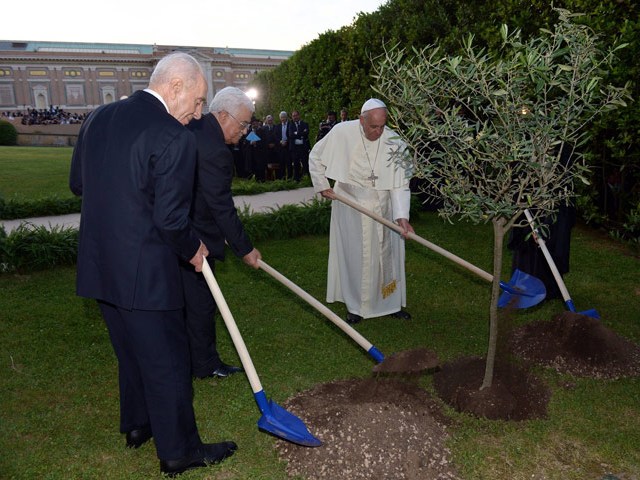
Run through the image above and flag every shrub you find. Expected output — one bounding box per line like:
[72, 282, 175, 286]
[240, 198, 331, 241]
[0, 120, 18, 146]
[1, 199, 332, 274]
[0, 223, 78, 273]
[0, 193, 421, 273]
[0, 195, 83, 220]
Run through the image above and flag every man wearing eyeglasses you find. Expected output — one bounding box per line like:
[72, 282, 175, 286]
[181, 87, 262, 384]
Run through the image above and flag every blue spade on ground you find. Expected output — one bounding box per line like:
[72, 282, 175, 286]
[497, 268, 547, 308]
[201, 258, 322, 447]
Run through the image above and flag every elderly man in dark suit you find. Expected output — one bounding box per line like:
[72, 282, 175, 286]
[288, 110, 311, 181]
[69, 52, 237, 477]
[274, 110, 290, 179]
[183, 87, 261, 380]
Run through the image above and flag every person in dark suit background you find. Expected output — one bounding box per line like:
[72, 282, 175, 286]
[256, 114, 278, 181]
[288, 110, 310, 181]
[274, 111, 290, 179]
[69, 52, 237, 477]
[242, 116, 264, 181]
[183, 87, 261, 380]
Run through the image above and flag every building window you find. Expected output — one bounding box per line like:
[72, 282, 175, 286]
[0, 84, 16, 106]
[65, 84, 85, 106]
[101, 86, 116, 105]
[32, 85, 49, 109]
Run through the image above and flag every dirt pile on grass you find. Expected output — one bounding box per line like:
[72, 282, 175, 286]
[276, 378, 462, 480]
[508, 311, 640, 379]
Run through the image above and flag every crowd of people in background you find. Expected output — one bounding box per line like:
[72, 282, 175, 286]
[231, 108, 351, 182]
[1, 102, 353, 182]
[1, 106, 89, 125]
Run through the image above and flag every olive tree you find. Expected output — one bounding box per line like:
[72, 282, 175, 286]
[373, 9, 631, 389]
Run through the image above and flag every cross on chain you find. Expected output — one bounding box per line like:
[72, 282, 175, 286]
[367, 170, 379, 187]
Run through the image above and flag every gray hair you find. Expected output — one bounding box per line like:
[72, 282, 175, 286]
[149, 52, 204, 89]
[209, 87, 255, 116]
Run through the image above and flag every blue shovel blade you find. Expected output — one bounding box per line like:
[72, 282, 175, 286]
[498, 269, 546, 309]
[255, 392, 322, 447]
[565, 299, 600, 319]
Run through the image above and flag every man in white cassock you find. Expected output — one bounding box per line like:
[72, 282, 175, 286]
[309, 98, 414, 324]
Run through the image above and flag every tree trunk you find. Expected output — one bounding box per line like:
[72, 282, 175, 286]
[481, 217, 507, 390]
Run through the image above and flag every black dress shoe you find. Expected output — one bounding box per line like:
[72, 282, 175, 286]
[125, 425, 152, 449]
[346, 312, 362, 325]
[160, 441, 238, 477]
[209, 363, 243, 378]
[390, 310, 412, 320]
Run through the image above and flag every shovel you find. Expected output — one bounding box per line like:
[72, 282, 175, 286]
[524, 209, 599, 318]
[200, 258, 321, 447]
[258, 260, 439, 375]
[257, 259, 385, 363]
[333, 193, 546, 309]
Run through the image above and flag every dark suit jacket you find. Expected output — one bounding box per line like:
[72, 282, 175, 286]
[259, 123, 278, 149]
[187, 114, 253, 261]
[69, 90, 201, 310]
[287, 120, 310, 151]
[274, 121, 289, 148]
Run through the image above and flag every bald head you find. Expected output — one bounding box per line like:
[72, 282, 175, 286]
[148, 52, 207, 125]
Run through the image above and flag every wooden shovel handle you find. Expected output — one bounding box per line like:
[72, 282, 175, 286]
[524, 209, 571, 302]
[201, 258, 263, 394]
[332, 193, 493, 283]
[258, 259, 375, 353]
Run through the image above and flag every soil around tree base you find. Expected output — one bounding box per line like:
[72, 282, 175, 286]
[433, 356, 551, 421]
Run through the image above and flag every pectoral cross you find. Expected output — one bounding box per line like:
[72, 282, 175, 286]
[367, 170, 378, 187]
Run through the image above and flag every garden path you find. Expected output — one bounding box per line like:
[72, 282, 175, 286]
[0, 187, 317, 233]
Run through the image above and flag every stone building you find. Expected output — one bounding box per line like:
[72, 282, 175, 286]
[0, 40, 292, 114]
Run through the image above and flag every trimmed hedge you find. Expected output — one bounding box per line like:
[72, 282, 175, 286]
[0, 120, 18, 146]
[0, 198, 332, 274]
[0, 177, 312, 220]
[0, 196, 82, 220]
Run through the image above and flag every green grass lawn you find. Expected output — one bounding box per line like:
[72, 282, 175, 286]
[0, 146, 74, 201]
[0, 146, 310, 219]
[1, 212, 639, 479]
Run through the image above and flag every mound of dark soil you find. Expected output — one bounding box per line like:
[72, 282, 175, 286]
[275, 312, 640, 478]
[276, 378, 462, 480]
[508, 311, 640, 379]
[372, 347, 439, 374]
[433, 356, 551, 420]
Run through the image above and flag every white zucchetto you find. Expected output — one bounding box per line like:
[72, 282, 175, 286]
[360, 98, 387, 114]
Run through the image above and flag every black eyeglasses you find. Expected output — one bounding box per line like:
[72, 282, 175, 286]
[225, 111, 250, 130]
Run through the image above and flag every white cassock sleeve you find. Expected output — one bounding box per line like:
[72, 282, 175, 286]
[308, 139, 332, 193]
[391, 186, 411, 221]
